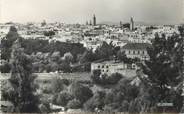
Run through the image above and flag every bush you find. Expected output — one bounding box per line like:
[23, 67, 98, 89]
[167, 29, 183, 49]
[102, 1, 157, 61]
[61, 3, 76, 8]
[69, 82, 93, 103]
[107, 73, 123, 84]
[91, 69, 102, 84]
[55, 91, 74, 107]
[91, 70, 123, 85]
[39, 99, 51, 113]
[67, 99, 82, 109]
[50, 77, 64, 93]
[0, 63, 11, 73]
[83, 91, 106, 112]
[42, 86, 52, 94]
[60, 79, 70, 86]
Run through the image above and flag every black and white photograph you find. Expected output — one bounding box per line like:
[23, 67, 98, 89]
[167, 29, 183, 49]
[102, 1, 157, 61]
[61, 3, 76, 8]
[0, 0, 184, 113]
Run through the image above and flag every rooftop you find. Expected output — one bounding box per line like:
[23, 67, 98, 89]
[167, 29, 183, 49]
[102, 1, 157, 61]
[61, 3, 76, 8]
[122, 43, 152, 50]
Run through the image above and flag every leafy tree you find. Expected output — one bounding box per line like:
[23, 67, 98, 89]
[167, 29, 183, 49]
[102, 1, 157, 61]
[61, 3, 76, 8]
[91, 70, 123, 85]
[4, 39, 39, 113]
[107, 73, 123, 84]
[69, 81, 93, 103]
[79, 49, 96, 63]
[141, 32, 183, 112]
[67, 99, 82, 109]
[60, 61, 71, 73]
[84, 91, 106, 112]
[39, 98, 51, 113]
[62, 52, 74, 63]
[116, 50, 127, 62]
[0, 62, 11, 73]
[1, 26, 20, 60]
[91, 69, 101, 84]
[95, 41, 114, 60]
[55, 91, 74, 107]
[50, 77, 65, 93]
[43, 31, 55, 37]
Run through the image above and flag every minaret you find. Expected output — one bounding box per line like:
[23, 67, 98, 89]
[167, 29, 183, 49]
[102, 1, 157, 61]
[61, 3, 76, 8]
[93, 14, 96, 26]
[120, 21, 123, 28]
[130, 17, 134, 31]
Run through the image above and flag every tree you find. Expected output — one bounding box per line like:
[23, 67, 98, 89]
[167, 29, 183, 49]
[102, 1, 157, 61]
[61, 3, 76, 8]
[116, 50, 127, 62]
[67, 99, 82, 109]
[69, 82, 93, 103]
[141, 33, 183, 112]
[95, 41, 114, 60]
[107, 73, 123, 84]
[4, 39, 39, 113]
[62, 52, 73, 63]
[50, 77, 65, 93]
[60, 61, 71, 73]
[84, 91, 106, 112]
[55, 91, 74, 107]
[79, 50, 96, 63]
[1, 26, 20, 60]
[43, 31, 55, 38]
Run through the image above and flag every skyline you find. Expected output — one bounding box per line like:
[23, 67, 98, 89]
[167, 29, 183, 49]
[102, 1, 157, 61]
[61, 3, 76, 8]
[0, 0, 184, 24]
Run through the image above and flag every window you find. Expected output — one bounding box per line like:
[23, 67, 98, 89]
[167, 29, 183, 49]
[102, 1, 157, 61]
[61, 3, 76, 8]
[106, 70, 108, 72]
[129, 50, 131, 54]
[133, 51, 135, 54]
[138, 50, 140, 54]
[106, 66, 109, 68]
[98, 65, 100, 68]
[143, 51, 144, 54]
[102, 65, 104, 68]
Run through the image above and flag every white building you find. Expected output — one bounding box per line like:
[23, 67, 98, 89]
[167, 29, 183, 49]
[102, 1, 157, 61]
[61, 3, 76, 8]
[91, 61, 129, 76]
[121, 43, 151, 61]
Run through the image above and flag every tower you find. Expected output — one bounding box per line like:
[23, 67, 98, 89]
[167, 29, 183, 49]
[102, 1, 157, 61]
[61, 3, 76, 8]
[93, 14, 96, 26]
[130, 17, 134, 31]
[120, 21, 123, 28]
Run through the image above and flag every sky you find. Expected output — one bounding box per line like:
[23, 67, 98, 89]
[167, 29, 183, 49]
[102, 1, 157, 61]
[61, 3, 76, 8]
[0, 0, 184, 24]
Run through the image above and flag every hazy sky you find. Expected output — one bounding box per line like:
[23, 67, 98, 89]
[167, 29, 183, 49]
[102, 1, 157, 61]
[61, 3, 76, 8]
[0, 0, 184, 24]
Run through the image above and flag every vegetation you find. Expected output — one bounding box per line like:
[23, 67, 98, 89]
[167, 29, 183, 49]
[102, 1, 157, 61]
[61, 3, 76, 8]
[67, 99, 82, 109]
[2, 39, 40, 113]
[91, 70, 123, 85]
[69, 81, 93, 103]
[54, 91, 74, 107]
[1, 26, 20, 60]
[140, 32, 183, 112]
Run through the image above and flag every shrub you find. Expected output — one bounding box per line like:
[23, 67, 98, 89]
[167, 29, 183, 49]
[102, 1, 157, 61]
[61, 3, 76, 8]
[55, 91, 74, 107]
[60, 79, 70, 86]
[91, 69, 101, 84]
[91, 70, 123, 85]
[39, 99, 51, 113]
[69, 82, 93, 103]
[107, 73, 123, 84]
[50, 77, 64, 93]
[0, 63, 11, 73]
[67, 99, 82, 109]
[83, 91, 106, 112]
[42, 86, 52, 94]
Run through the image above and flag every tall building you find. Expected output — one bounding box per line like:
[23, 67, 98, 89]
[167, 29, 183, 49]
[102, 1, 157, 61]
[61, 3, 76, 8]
[93, 14, 96, 26]
[130, 17, 134, 31]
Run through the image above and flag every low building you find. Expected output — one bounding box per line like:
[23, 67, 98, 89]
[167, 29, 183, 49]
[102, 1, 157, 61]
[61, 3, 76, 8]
[121, 43, 151, 61]
[91, 61, 138, 76]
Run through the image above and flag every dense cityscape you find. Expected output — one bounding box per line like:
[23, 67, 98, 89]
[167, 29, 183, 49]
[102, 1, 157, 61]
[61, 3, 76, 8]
[0, 1, 184, 113]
